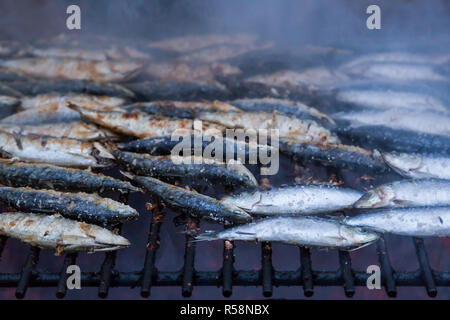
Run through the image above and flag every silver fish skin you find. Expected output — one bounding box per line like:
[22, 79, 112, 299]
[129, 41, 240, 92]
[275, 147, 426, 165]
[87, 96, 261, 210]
[0, 212, 130, 255]
[198, 111, 340, 145]
[0, 130, 112, 168]
[334, 109, 450, 137]
[0, 160, 140, 193]
[354, 179, 450, 209]
[196, 216, 379, 250]
[336, 90, 448, 113]
[382, 152, 450, 180]
[344, 207, 450, 237]
[221, 184, 363, 216]
[0, 187, 138, 226]
[130, 175, 252, 225]
[0, 58, 143, 82]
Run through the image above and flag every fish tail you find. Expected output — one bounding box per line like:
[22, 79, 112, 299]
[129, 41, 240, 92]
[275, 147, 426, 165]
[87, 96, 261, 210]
[193, 230, 221, 242]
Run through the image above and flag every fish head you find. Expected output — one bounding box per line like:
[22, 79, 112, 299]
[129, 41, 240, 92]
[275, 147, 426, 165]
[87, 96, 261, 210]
[339, 224, 379, 247]
[353, 186, 395, 209]
[222, 202, 253, 225]
[66, 223, 130, 252]
[382, 152, 422, 177]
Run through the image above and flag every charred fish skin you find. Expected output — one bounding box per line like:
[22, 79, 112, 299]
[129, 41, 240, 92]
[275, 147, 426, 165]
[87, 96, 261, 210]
[335, 125, 450, 155]
[125, 81, 231, 101]
[113, 151, 257, 188]
[0, 160, 140, 193]
[0, 130, 113, 168]
[344, 207, 450, 237]
[382, 152, 450, 180]
[198, 111, 340, 145]
[278, 140, 388, 172]
[0, 212, 130, 254]
[229, 98, 336, 127]
[124, 100, 240, 119]
[131, 175, 252, 225]
[7, 80, 135, 99]
[0, 187, 138, 226]
[117, 135, 275, 163]
[354, 179, 450, 209]
[221, 184, 363, 216]
[196, 216, 379, 250]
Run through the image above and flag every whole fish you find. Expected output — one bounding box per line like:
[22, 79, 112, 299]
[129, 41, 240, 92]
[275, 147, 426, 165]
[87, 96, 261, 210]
[382, 152, 450, 180]
[342, 62, 447, 82]
[0, 187, 138, 226]
[335, 90, 448, 113]
[69, 104, 226, 139]
[221, 184, 363, 216]
[20, 93, 125, 110]
[7, 80, 135, 98]
[335, 125, 450, 154]
[129, 175, 252, 225]
[114, 151, 257, 188]
[124, 100, 240, 119]
[0, 58, 143, 82]
[196, 216, 379, 250]
[344, 207, 450, 237]
[198, 111, 340, 145]
[125, 81, 230, 101]
[0, 160, 139, 193]
[0, 130, 113, 168]
[334, 109, 450, 137]
[0, 212, 130, 255]
[0, 95, 20, 120]
[117, 135, 275, 162]
[354, 179, 450, 209]
[1, 103, 123, 125]
[229, 98, 335, 126]
[279, 140, 388, 172]
[0, 122, 117, 141]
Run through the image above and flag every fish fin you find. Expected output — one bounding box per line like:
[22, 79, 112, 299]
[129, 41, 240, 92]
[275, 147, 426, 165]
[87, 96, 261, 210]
[194, 231, 221, 242]
[93, 142, 115, 160]
[346, 239, 379, 252]
[120, 170, 135, 180]
[392, 199, 415, 206]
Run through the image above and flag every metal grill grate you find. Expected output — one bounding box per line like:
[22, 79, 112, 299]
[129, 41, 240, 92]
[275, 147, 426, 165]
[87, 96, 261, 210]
[0, 193, 448, 299]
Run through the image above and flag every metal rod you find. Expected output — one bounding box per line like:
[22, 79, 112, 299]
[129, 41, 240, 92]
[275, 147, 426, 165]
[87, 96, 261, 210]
[338, 250, 355, 297]
[15, 246, 40, 299]
[98, 192, 129, 298]
[299, 247, 314, 297]
[222, 239, 234, 298]
[261, 242, 273, 297]
[376, 237, 397, 297]
[413, 237, 437, 297]
[56, 253, 77, 299]
[181, 216, 199, 297]
[141, 201, 164, 298]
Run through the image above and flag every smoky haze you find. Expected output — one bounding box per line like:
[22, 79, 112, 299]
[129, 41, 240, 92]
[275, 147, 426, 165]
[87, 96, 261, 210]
[0, 0, 448, 49]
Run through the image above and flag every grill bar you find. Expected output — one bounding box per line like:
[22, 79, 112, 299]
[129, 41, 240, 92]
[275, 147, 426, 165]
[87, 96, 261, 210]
[15, 246, 40, 299]
[299, 247, 314, 297]
[2, 270, 448, 288]
[141, 201, 164, 298]
[261, 242, 273, 297]
[98, 192, 129, 298]
[413, 237, 437, 297]
[0, 236, 7, 261]
[338, 250, 355, 297]
[222, 239, 234, 297]
[376, 237, 397, 297]
[56, 253, 77, 299]
[181, 217, 199, 297]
